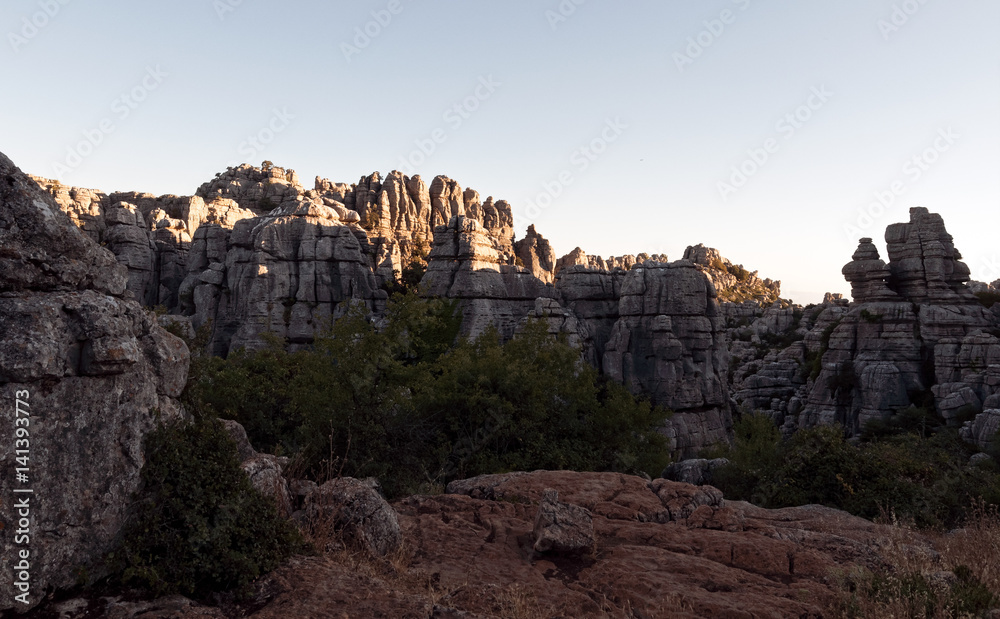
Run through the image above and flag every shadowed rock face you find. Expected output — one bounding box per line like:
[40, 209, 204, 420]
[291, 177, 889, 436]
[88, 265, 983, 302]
[735, 207, 999, 438]
[603, 261, 732, 456]
[885, 207, 977, 305]
[1, 151, 189, 613]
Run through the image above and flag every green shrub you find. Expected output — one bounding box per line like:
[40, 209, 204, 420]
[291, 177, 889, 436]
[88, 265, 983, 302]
[709, 413, 1000, 528]
[110, 417, 300, 598]
[185, 293, 671, 499]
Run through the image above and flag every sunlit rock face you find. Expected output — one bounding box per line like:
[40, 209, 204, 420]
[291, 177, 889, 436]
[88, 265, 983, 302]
[180, 196, 386, 355]
[1, 151, 189, 613]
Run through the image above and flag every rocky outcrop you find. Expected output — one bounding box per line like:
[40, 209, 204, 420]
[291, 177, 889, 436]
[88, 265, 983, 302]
[555, 247, 669, 275]
[1, 151, 189, 613]
[221, 419, 292, 517]
[885, 207, 977, 305]
[532, 489, 596, 555]
[422, 216, 551, 339]
[842, 238, 900, 303]
[513, 224, 556, 284]
[603, 261, 732, 456]
[197, 163, 303, 213]
[180, 196, 387, 354]
[203, 471, 913, 617]
[684, 244, 782, 306]
[961, 409, 1000, 453]
[301, 477, 403, 558]
[732, 207, 999, 440]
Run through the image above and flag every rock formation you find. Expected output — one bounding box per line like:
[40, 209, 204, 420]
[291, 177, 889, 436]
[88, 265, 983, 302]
[729, 207, 1000, 441]
[1, 151, 189, 613]
[603, 261, 732, 456]
[513, 224, 556, 284]
[29, 161, 796, 458]
[179, 196, 386, 354]
[684, 243, 782, 306]
[300, 477, 403, 558]
[532, 489, 596, 556]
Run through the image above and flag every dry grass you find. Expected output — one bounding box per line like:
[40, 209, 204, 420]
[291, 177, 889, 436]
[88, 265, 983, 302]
[829, 502, 1000, 618]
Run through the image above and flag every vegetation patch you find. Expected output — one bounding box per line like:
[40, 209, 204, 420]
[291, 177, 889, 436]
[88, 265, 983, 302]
[109, 416, 302, 599]
[185, 292, 672, 499]
[706, 412, 1000, 528]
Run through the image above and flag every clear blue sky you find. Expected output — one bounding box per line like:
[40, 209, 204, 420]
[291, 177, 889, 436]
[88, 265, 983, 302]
[3, 0, 998, 304]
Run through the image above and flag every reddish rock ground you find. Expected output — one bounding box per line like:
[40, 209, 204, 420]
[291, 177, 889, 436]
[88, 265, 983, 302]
[38, 471, 917, 618]
[249, 471, 895, 618]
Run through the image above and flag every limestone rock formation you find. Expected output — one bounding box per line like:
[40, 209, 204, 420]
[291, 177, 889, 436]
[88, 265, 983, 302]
[197, 163, 303, 214]
[885, 207, 977, 304]
[1, 151, 189, 613]
[554, 247, 669, 275]
[731, 207, 999, 440]
[422, 216, 550, 339]
[960, 409, 1000, 453]
[222, 419, 292, 517]
[603, 261, 732, 456]
[513, 224, 556, 284]
[180, 196, 387, 355]
[684, 244, 782, 306]
[842, 238, 899, 303]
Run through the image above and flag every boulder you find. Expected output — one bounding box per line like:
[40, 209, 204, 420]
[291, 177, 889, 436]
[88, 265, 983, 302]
[0, 151, 189, 613]
[532, 489, 596, 555]
[302, 477, 402, 557]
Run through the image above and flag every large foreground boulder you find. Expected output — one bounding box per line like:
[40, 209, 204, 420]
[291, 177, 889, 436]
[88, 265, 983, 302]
[0, 151, 189, 613]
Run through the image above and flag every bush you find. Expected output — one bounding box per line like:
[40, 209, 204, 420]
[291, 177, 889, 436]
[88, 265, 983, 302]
[709, 414, 1000, 528]
[110, 417, 300, 598]
[185, 293, 671, 499]
[421, 320, 671, 481]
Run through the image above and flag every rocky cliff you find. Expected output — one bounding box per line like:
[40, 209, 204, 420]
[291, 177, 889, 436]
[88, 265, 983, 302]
[727, 207, 1000, 441]
[53, 165, 1000, 461]
[2, 153, 189, 612]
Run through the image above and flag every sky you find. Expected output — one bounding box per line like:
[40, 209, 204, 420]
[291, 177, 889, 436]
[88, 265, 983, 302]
[2, 0, 998, 304]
